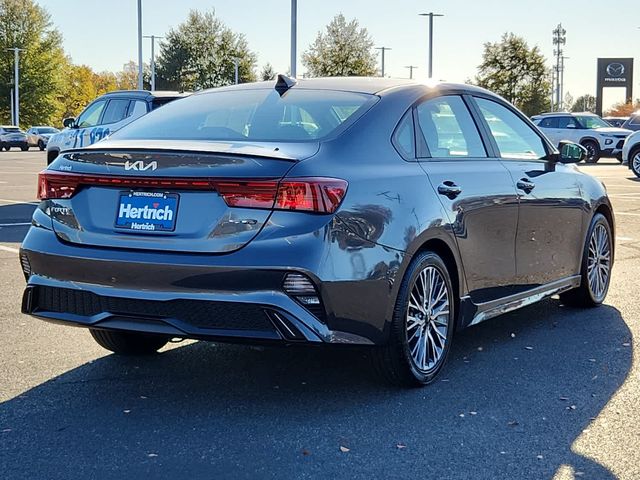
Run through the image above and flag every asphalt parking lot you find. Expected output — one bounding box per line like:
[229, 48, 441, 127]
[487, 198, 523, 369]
[0, 151, 638, 479]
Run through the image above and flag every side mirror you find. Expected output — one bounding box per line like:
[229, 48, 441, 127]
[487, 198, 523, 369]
[557, 141, 586, 163]
[62, 117, 76, 128]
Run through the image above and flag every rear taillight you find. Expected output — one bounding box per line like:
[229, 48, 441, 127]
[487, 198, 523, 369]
[37, 171, 347, 214]
[215, 177, 348, 214]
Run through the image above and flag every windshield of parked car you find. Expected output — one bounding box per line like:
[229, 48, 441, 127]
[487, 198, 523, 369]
[3, 127, 20, 133]
[38, 127, 59, 134]
[575, 115, 611, 129]
[113, 89, 377, 142]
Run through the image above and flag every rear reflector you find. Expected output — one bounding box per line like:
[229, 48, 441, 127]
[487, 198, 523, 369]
[37, 172, 347, 214]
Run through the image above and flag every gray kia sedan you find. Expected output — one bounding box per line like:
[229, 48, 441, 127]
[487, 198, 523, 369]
[20, 76, 614, 387]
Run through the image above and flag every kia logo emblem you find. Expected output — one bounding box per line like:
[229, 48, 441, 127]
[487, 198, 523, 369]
[606, 63, 625, 77]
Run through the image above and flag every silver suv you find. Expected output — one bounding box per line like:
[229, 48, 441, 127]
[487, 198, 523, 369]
[532, 112, 631, 163]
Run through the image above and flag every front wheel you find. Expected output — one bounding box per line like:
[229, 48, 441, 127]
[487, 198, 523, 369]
[20, 146, 28, 151]
[560, 213, 612, 307]
[582, 140, 600, 163]
[38, 140, 45, 151]
[630, 147, 640, 179]
[372, 251, 456, 387]
[89, 329, 169, 355]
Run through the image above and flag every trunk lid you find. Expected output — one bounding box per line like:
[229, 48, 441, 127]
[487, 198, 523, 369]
[47, 141, 319, 253]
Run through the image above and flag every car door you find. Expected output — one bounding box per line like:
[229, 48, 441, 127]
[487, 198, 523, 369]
[555, 116, 581, 144]
[415, 94, 520, 303]
[472, 97, 585, 289]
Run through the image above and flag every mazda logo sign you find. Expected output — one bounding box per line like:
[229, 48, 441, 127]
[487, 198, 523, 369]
[606, 63, 625, 77]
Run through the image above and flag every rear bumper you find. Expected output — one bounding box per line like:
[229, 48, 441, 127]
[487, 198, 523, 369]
[19, 222, 397, 345]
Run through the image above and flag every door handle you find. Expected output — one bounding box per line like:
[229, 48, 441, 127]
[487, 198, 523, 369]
[437, 181, 462, 199]
[517, 178, 535, 193]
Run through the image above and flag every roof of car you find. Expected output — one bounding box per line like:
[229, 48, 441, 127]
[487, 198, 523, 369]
[97, 90, 190, 100]
[0, 125, 19, 129]
[533, 112, 597, 118]
[197, 77, 497, 97]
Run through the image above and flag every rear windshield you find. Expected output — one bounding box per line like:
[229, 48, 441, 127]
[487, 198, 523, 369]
[38, 127, 59, 134]
[3, 127, 20, 133]
[114, 89, 376, 142]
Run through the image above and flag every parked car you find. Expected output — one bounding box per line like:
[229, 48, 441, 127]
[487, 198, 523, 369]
[621, 111, 640, 132]
[604, 116, 629, 128]
[0, 126, 28, 151]
[21, 77, 614, 387]
[46, 90, 189, 164]
[532, 112, 632, 163]
[622, 130, 640, 177]
[26, 126, 60, 151]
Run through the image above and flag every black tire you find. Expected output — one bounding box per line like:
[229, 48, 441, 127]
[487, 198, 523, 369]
[21, 146, 28, 151]
[581, 140, 600, 163]
[3, 146, 10, 151]
[47, 150, 59, 165]
[629, 147, 640, 179]
[372, 251, 456, 387]
[616, 152, 623, 163]
[89, 328, 169, 355]
[560, 213, 612, 308]
[38, 140, 45, 151]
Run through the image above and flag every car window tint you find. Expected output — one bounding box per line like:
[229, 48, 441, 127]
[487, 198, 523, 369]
[416, 96, 486, 158]
[102, 99, 131, 125]
[475, 98, 547, 160]
[393, 110, 415, 159]
[128, 100, 148, 119]
[557, 117, 578, 129]
[113, 89, 376, 142]
[539, 117, 558, 128]
[77, 100, 107, 128]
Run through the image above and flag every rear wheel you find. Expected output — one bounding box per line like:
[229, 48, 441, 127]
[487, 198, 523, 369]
[372, 252, 455, 387]
[630, 147, 640, 178]
[89, 329, 169, 355]
[582, 140, 600, 163]
[560, 213, 612, 307]
[21, 146, 28, 151]
[38, 140, 45, 151]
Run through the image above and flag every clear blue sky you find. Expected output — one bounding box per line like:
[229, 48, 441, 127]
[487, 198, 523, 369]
[38, 0, 640, 109]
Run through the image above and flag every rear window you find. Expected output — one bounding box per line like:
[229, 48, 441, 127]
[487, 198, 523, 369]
[3, 127, 20, 133]
[114, 89, 376, 142]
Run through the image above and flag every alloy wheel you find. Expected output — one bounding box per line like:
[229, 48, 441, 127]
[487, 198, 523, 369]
[632, 152, 640, 176]
[587, 223, 611, 302]
[406, 266, 450, 373]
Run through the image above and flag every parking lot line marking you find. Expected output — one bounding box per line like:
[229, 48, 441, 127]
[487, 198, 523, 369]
[618, 236, 634, 241]
[0, 198, 39, 205]
[0, 245, 19, 254]
[0, 222, 31, 227]
[615, 212, 640, 217]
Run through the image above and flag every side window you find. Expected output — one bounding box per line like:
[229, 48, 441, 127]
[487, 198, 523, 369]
[630, 115, 640, 126]
[539, 117, 558, 128]
[128, 100, 148, 120]
[392, 110, 415, 159]
[101, 99, 131, 125]
[416, 96, 486, 158]
[475, 98, 548, 160]
[557, 116, 578, 129]
[76, 100, 107, 128]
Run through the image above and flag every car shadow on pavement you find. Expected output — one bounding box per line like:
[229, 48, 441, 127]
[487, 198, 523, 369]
[0, 299, 631, 479]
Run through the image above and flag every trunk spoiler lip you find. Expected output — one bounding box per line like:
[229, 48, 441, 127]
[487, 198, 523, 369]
[65, 139, 321, 162]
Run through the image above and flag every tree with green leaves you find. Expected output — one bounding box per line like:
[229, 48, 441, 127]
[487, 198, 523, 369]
[302, 14, 377, 77]
[0, 0, 66, 127]
[260, 63, 276, 81]
[571, 94, 596, 113]
[475, 33, 551, 116]
[155, 9, 256, 91]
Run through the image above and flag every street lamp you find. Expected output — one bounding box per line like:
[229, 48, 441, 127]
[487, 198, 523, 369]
[376, 47, 392, 77]
[137, 0, 143, 90]
[143, 35, 163, 91]
[419, 12, 444, 78]
[405, 65, 418, 80]
[7, 48, 23, 127]
[290, 0, 297, 77]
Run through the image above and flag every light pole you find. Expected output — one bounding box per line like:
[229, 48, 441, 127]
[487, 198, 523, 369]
[137, 0, 143, 89]
[144, 35, 163, 91]
[232, 58, 240, 84]
[419, 12, 444, 78]
[560, 56, 569, 110]
[290, 0, 297, 77]
[8, 48, 23, 127]
[405, 65, 418, 79]
[376, 47, 392, 77]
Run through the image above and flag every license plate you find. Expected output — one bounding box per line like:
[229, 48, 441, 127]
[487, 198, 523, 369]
[115, 191, 179, 232]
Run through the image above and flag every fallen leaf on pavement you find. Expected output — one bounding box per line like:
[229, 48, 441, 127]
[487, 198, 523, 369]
[396, 443, 407, 449]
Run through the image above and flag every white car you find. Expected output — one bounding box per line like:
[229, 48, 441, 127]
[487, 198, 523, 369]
[622, 130, 640, 177]
[47, 90, 188, 164]
[26, 126, 60, 151]
[532, 112, 632, 163]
